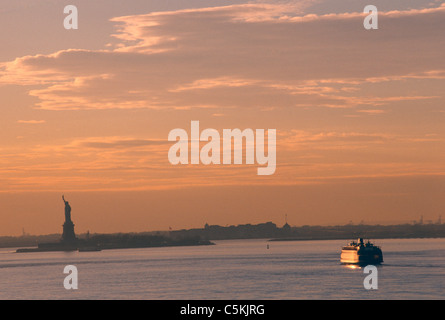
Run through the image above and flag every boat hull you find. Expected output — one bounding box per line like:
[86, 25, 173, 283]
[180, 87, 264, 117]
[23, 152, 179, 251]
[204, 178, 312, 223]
[341, 249, 383, 265]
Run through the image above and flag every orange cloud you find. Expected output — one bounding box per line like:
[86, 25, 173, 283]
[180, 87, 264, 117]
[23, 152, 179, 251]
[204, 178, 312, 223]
[0, 3, 444, 112]
[17, 120, 46, 124]
[0, 2, 444, 194]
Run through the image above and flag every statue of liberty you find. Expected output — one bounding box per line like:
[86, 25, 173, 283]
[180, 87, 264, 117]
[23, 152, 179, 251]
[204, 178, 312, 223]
[61, 195, 76, 243]
[62, 195, 72, 222]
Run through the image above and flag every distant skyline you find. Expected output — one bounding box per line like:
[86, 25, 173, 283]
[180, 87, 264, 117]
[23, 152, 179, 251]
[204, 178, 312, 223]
[1, 0, 445, 236]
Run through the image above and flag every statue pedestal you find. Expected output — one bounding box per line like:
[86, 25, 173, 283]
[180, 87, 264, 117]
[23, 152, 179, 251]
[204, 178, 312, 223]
[62, 220, 77, 243]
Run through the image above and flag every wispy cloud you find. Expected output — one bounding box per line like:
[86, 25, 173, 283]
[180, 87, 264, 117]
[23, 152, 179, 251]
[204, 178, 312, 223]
[0, 3, 444, 112]
[0, 2, 445, 193]
[357, 109, 387, 115]
[17, 120, 46, 124]
[78, 138, 169, 149]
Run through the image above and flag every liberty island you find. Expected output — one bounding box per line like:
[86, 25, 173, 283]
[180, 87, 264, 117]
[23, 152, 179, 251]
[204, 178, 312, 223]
[15, 196, 212, 253]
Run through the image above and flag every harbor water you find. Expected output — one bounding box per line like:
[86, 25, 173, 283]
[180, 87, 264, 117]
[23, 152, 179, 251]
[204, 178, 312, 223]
[0, 238, 444, 299]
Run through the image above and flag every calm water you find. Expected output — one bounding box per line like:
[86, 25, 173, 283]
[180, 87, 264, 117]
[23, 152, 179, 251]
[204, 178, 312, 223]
[0, 238, 444, 299]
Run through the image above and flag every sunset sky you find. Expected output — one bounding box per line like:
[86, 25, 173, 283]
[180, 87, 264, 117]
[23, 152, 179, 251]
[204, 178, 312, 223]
[1, 0, 444, 236]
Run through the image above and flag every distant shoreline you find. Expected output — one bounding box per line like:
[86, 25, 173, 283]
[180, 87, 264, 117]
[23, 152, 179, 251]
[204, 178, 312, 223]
[13, 233, 214, 253]
[2, 221, 444, 250]
[15, 240, 214, 253]
[269, 235, 445, 242]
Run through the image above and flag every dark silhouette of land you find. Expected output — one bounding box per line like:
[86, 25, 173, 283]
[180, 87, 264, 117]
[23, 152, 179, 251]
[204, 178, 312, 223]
[171, 221, 445, 241]
[4, 221, 445, 250]
[5, 195, 444, 251]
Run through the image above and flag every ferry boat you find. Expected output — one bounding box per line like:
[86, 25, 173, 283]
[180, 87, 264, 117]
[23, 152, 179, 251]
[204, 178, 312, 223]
[340, 238, 383, 265]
